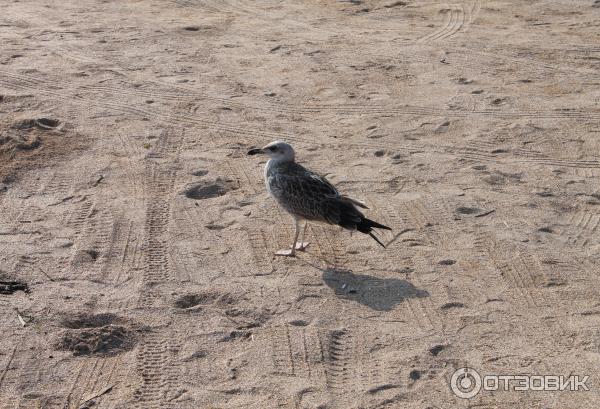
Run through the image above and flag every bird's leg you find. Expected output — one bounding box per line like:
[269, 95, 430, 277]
[276, 219, 300, 257]
[295, 221, 310, 251]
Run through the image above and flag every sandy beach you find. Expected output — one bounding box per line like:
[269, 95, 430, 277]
[1, 0, 600, 407]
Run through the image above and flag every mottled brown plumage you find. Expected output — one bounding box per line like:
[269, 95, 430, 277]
[249, 141, 391, 256]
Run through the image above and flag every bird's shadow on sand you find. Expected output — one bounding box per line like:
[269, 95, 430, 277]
[321, 269, 429, 311]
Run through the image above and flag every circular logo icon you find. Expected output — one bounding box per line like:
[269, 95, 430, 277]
[450, 367, 482, 399]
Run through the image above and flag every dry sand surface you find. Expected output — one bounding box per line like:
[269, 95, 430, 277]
[1, 0, 600, 408]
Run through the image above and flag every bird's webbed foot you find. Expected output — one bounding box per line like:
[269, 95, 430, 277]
[294, 242, 310, 251]
[275, 249, 296, 257]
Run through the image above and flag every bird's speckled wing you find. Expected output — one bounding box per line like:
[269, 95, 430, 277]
[267, 162, 345, 223]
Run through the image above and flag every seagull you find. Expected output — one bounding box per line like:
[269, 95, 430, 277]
[248, 141, 392, 257]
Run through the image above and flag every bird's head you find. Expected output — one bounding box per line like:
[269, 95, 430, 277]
[248, 140, 295, 162]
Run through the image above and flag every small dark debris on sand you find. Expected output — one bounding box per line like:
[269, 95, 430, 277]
[0, 280, 29, 295]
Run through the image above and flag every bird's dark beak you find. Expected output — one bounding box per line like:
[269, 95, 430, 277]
[247, 148, 264, 155]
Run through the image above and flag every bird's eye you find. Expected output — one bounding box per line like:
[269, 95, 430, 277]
[268, 146, 276, 151]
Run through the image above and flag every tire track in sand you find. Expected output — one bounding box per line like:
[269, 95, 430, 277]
[267, 325, 399, 398]
[418, 1, 480, 44]
[133, 127, 184, 409]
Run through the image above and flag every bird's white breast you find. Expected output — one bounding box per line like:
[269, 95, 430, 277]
[264, 159, 274, 196]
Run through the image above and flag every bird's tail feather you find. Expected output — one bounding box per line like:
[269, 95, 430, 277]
[368, 231, 386, 248]
[362, 217, 392, 231]
[336, 199, 391, 247]
[341, 196, 369, 209]
[356, 217, 391, 248]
